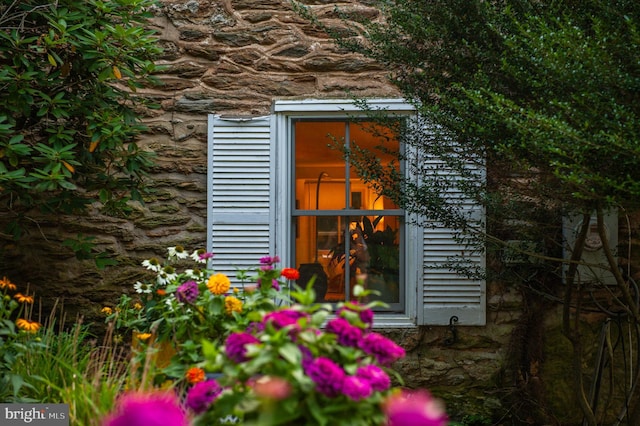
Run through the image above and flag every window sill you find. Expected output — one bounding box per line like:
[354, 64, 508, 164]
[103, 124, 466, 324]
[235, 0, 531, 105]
[372, 314, 417, 329]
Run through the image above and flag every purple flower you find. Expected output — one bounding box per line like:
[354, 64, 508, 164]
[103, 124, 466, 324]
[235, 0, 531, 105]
[383, 390, 448, 426]
[225, 332, 260, 363]
[342, 375, 373, 401]
[263, 309, 307, 331]
[103, 392, 188, 426]
[185, 379, 222, 414]
[257, 278, 280, 291]
[304, 357, 345, 397]
[175, 280, 199, 304]
[359, 332, 406, 366]
[259, 255, 280, 265]
[326, 317, 363, 347]
[356, 364, 391, 392]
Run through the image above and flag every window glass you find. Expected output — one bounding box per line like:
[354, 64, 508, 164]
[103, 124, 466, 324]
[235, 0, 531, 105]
[293, 120, 403, 309]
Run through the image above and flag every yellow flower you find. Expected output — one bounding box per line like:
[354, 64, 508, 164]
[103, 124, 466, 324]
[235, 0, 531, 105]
[207, 273, 231, 295]
[186, 367, 205, 384]
[14, 293, 34, 304]
[16, 318, 40, 333]
[133, 302, 143, 310]
[101, 306, 113, 315]
[0, 276, 16, 291]
[224, 295, 243, 315]
[135, 332, 153, 342]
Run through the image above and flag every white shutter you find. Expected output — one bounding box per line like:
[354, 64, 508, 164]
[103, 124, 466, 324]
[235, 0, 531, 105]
[416, 135, 486, 326]
[420, 225, 486, 325]
[207, 115, 273, 283]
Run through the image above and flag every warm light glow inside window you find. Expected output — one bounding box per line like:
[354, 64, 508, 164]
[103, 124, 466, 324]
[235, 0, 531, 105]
[293, 120, 403, 309]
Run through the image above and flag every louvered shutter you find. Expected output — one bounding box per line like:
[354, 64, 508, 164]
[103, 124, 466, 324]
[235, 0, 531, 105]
[420, 225, 486, 325]
[417, 140, 486, 326]
[207, 115, 273, 283]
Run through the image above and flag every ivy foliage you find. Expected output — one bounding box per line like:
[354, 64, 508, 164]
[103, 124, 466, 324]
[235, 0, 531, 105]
[0, 0, 161, 235]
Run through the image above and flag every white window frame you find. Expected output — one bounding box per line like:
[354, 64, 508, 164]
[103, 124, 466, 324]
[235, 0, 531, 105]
[272, 99, 419, 328]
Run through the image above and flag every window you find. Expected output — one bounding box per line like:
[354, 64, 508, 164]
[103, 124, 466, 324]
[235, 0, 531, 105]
[208, 99, 486, 327]
[292, 120, 404, 311]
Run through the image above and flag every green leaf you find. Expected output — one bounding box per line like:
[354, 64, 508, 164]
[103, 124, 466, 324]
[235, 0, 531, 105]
[278, 343, 302, 364]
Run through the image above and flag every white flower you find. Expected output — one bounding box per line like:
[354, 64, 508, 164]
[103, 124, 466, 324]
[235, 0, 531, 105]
[184, 269, 198, 279]
[157, 271, 178, 286]
[142, 258, 162, 273]
[168, 246, 189, 260]
[133, 281, 152, 294]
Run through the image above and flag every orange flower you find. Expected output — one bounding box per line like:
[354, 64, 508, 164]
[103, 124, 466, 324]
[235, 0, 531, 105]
[0, 276, 16, 291]
[224, 296, 243, 315]
[281, 268, 300, 280]
[135, 332, 153, 342]
[156, 289, 167, 296]
[207, 273, 231, 295]
[16, 318, 40, 333]
[14, 293, 34, 304]
[186, 367, 205, 384]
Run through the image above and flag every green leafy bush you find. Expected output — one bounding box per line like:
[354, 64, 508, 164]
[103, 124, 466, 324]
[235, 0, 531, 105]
[0, 0, 161, 235]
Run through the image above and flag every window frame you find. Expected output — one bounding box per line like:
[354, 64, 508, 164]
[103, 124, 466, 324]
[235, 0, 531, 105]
[272, 99, 419, 328]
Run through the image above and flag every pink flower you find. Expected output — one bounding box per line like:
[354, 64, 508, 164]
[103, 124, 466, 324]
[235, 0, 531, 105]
[225, 332, 260, 363]
[103, 392, 187, 426]
[356, 364, 391, 392]
[342, 375, 373, 401]
[185, 379, 222, 414]
[251, 376, 293, 400]
[199, 251, 214, 261]
[359, 332, 406, 366]
[326, 317, 363, 347]
[304, 357, 345, 397]
[263, 309, 308, 331]
[384, 390, 448, 426]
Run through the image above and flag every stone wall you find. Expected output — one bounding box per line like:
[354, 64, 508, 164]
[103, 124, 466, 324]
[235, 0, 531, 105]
[0, 0, 524, 422]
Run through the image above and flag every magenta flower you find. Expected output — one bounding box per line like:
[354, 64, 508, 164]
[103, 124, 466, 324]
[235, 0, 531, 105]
[342, 375, 373, 401]
[263, 309, 308, 331]
[103, 391, 187, 426]
[326, 317, 363, 347]
[185, 379, 223, 414]
[259, 255, 280, 265]
[383, 390, 448, 426]
[199, 251, 214, 261]
[225, 332, 260, 363]
[359, 332, 406, 366]
[356, 364, 391, 392]
[175, 280, 199, 304]
[304, 357, 345, 397]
